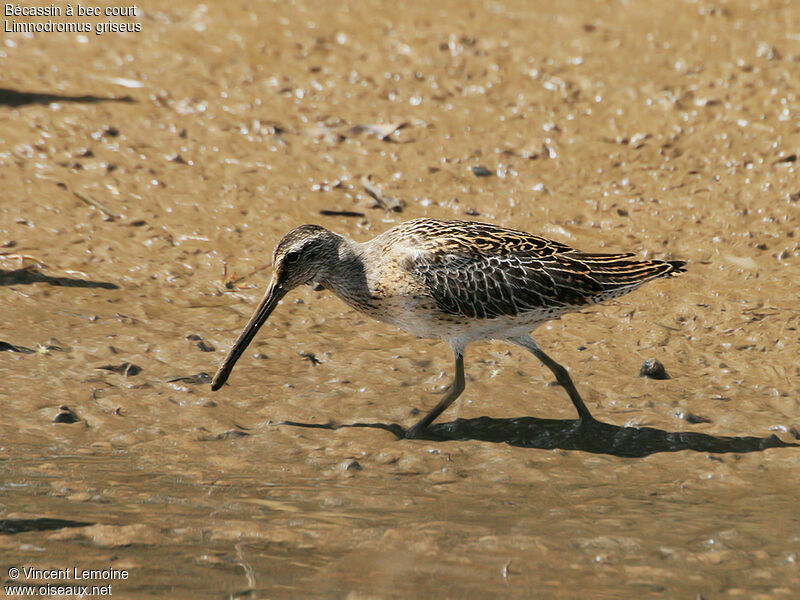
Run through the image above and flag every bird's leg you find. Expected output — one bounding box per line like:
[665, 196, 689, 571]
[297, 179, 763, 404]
[509, 334, 596, 423]
[405, 351, 465, 439]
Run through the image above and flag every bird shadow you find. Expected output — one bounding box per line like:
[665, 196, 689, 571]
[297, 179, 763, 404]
[0, 267, 118, 289]
[0, 518, 93, 535]
[0, 87, 135, 107]
[280, 416, 798, 458]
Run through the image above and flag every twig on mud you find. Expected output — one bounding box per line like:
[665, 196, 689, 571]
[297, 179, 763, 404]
[73, 191, 120, 220]
[223, 262, 271, 288]
[360, 175, 404, 212]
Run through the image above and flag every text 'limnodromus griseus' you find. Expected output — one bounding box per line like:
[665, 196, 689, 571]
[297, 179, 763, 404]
[211, 218, 686, 438]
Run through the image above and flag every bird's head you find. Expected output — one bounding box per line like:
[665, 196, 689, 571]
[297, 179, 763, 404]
[210, 224, 341, 391]
[270, 224, 341, 289]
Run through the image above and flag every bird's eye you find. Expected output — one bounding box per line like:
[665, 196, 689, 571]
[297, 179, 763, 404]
[284, 251, 300, 264]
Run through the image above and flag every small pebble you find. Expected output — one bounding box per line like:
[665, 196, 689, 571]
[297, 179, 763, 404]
[471, 166, 493, 177]
[685, 413, 711, 424]
[300, 351, 321, 365]
[53, 406, 79, 424]
[342, 459, 362, 472]
[197, 340, 216, 352]
[639, 359, 670, 380]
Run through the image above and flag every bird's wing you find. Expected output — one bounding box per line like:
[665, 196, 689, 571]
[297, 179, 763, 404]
[410, 247, 679, 319]
[385, 219, 681, 319]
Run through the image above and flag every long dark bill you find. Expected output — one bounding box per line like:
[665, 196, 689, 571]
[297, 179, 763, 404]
[211, 278, 286, 391]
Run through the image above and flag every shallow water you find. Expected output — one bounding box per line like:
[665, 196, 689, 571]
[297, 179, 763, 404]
[1, 0, 799, 598]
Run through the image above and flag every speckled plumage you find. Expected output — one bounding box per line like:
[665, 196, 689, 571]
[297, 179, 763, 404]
[211, 218, 686, 437]
[374, 219, 683, 320]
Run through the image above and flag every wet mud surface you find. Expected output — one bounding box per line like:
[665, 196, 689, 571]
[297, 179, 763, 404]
[1, 0, 799, 598]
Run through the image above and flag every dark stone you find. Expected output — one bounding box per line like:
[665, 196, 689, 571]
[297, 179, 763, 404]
[639, 359, 670, 380]
[685, 413, 712, 424]
[53, 406, 79, 424]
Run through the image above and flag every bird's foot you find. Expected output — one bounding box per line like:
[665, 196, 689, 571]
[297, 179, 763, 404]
[404, 424, 427, 439]
[575, 413, 600, 432]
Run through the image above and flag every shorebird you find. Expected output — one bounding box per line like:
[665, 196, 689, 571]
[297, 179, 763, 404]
[211, 218, 685, 438]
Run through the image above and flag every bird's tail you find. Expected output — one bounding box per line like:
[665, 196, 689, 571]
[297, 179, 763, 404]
[665, 260, 687, 275]
[554, 253, 687, 305]
[565, 253, 687, 284]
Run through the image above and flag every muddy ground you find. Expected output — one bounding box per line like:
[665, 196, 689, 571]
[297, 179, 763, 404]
[1, 0, 799, 598]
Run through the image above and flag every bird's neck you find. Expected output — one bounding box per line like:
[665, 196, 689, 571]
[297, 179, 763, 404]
[317, 239, 377, 309]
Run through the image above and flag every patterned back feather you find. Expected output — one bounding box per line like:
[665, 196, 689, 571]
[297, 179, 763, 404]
[398, 219, 685, 319]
